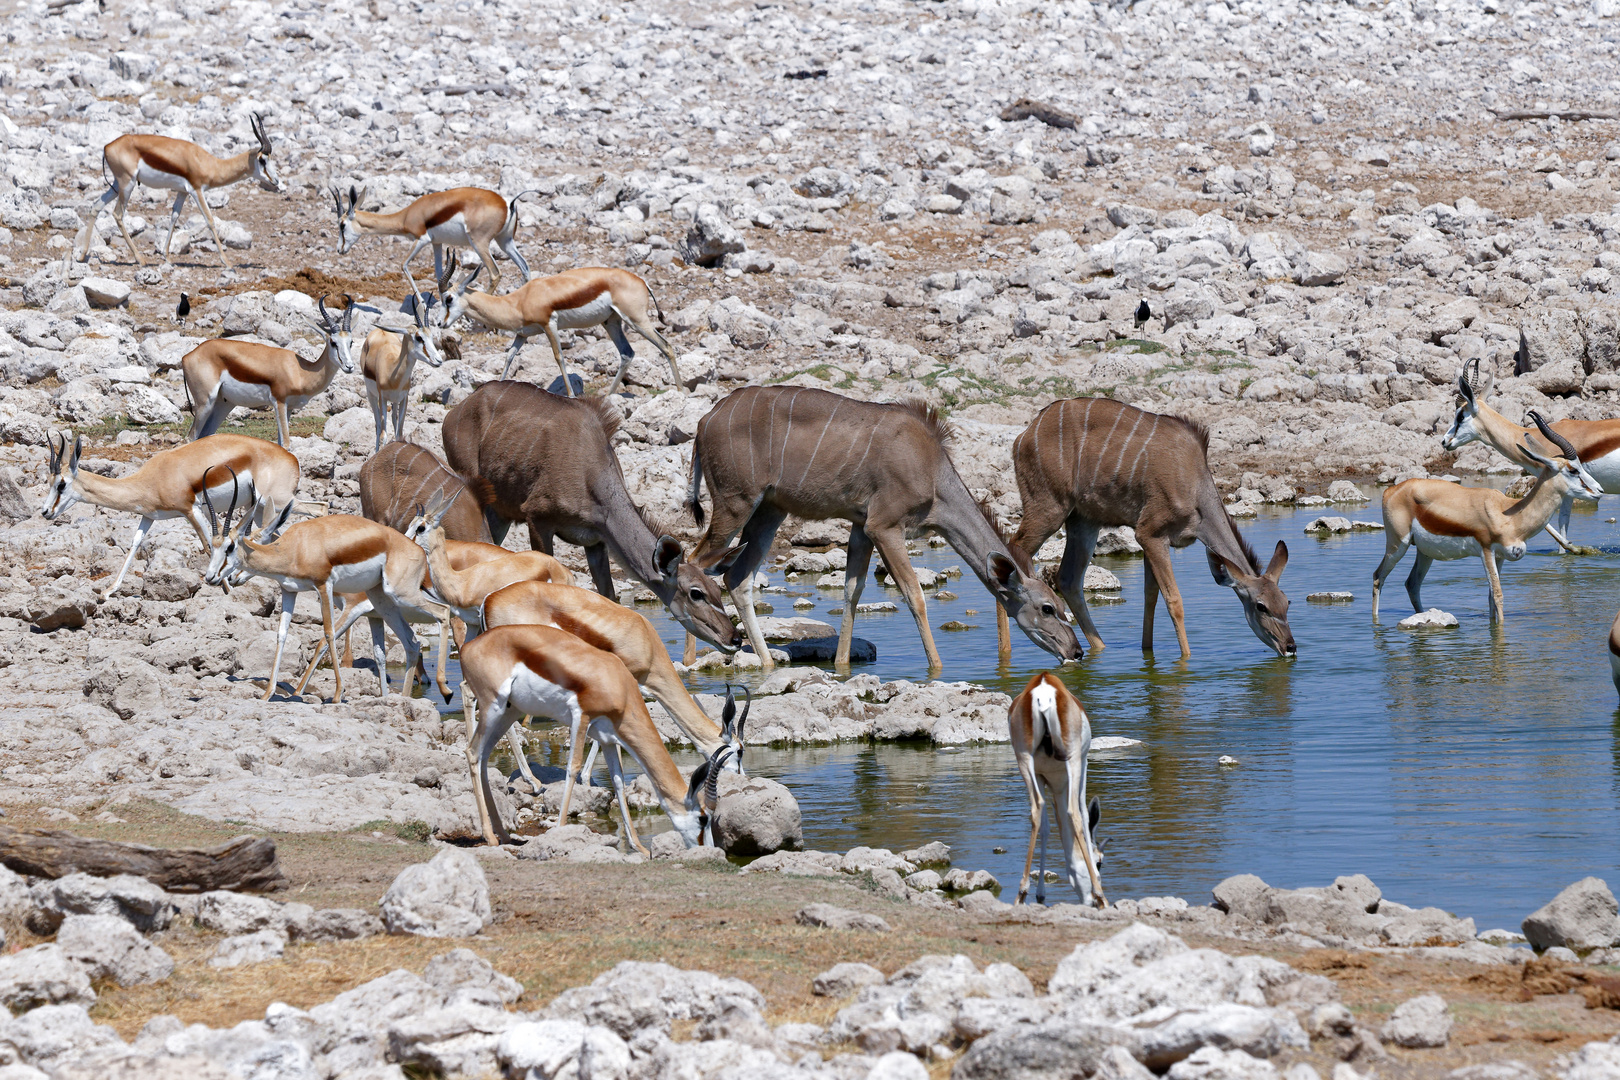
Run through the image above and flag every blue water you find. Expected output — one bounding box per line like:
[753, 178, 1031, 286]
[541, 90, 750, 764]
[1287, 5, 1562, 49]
[474, 496, 1620, 930]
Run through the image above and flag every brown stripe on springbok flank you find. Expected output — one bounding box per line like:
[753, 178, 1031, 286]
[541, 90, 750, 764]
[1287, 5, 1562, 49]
[1571, 426, 1620, 464]
[528, 274, 615, 314]
[187, 450, 255, 498]
[550, 611, 614, 655]
[132, 135, 214, 178]
[324, 527, 392, 566]
[1411, 500, 1480, 540]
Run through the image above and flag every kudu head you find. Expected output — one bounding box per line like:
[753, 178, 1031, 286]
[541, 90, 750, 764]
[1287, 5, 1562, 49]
[332, 184, 370, 254]
[682, 740, 742, 848]
[1523, 410, 1603, 503]
[39, 432, 83, 520]
[662, 537, 743, 653]
[314, 293, 358, 374]
[987, 551, 1084, 662]
[1441, 357, 1494, 453]
[247, 113, 282, 193]
[1209, 540, 1295, 657]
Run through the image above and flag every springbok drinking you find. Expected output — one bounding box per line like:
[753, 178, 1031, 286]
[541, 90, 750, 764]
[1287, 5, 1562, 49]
[1007, 671, 1105, 908]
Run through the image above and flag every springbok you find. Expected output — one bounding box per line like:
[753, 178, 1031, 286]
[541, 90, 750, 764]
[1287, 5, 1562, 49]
[332, 185, 536, 307]
[443, 381, 741, 653]
[1008, 672, 1106, 908]
[1374, 412, 1604, 621]
[182, 295, 356, 447]
[481, 578, 744, 797]
[684, 387, 1081, 672]
[439, 261, 683, 396]
[1442, 357, 1620, 546]
[39, 432, 298, 601]
[360, 302, 446, 453]
[460, 624, 731, 850]
[74, 112, 281, 269]
[995, 398, 1294, 661]
[205, 498, 444, 703]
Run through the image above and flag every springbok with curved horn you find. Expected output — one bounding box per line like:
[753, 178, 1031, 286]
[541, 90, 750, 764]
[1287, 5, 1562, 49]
[1374, 412, 1604, 621]
[459, 624, 730, 850]
[182, 295, 357, 447]
[40, 432, 299, 601]
[443, 382, 741, 653]
[74, 112, 282, 268]
[1008, 672, 1105, 908]
[480, 579, 745, 797]
[1442, 356, 1620, 546]
[685, 386, 1081, 672]
[332, 184, 536, 308]
[996, 398, 1295, 660]
[205, 498, 444, 703]
[361, 299, 447, 453]
[439, 261, 683, 396]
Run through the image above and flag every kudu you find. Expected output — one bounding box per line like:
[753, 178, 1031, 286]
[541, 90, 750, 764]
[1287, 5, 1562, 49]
[1007, 671, 1106, 908]
[1374, 412, 1603, 621]
[996, 398, 1295, 660]
[685, 387, 1081, 672]
[443, 381, 740, 653]
[1442, 356, 1620, 547]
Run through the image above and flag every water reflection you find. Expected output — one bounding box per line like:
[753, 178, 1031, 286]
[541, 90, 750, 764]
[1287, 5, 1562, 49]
[438, 496, 1620, 928]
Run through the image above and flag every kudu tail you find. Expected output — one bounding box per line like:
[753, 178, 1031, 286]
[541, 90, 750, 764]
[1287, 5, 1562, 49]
[686, 432, 705, 528]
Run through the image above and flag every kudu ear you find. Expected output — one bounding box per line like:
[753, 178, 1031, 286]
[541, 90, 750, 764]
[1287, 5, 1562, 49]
[986, 551, 1023, 596]
[706, 542, 746, 577]
[1264, 540, 1288, 582]
[1208, 551, 1247, 589]
[654, 535, 684, 579]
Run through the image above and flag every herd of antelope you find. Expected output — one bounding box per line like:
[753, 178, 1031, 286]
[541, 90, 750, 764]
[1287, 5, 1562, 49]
[30, 114, 1619, 903]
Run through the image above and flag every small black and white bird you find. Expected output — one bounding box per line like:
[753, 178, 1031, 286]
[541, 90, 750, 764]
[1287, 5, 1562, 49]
[1135, 298, 1152, 330]
[175, 293, 191, 326]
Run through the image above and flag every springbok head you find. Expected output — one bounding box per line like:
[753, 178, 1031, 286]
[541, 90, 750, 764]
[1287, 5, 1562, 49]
[987, 551, 1084, 663]
[1209, 540, 1295, 657]
[439, 261, 485, 330]
[719, 682, 749, 775]
[403, 491, 456, 552]
[315, 293, 358, 374]
[663, 537, 743, 653]
[1441, 357, 1494, 452]
[683, 739, 742, 848]
[247, 113, 282, 193]
[1524, 411, 1603, 503]
[406, 292, 446, 370]
[332, 184, 370, 255]
[39, 432, 83, 520]
[203, 469, 246, 587]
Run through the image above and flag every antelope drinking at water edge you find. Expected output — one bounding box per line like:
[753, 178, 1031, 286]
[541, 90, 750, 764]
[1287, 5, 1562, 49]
[1008, 671, 1106, 908]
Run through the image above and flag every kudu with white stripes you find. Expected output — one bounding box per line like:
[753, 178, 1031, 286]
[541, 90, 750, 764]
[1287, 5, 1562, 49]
[443, 381, 741, 653]
[685, 387, 1081, 672]
[997, 398, 1294, 660]
[1442, 357, 1620, 547]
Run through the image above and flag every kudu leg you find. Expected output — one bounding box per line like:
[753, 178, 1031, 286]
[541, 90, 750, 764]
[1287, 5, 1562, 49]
[726, 504, 787, 670]
[1139, 538, 1189, 658]
[1057, 518, 1105, 651]
[682, 633, 697, 666]
[837, 526, 876, 668]
[1404, 552, 1433, 614]
[873, 531, 943, 671]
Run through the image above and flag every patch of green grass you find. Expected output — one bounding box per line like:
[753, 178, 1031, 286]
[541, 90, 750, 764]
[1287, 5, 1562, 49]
[1103, 338, 1168, 355]
[75, 412, 328, 445]
[353, 820, 434, 843]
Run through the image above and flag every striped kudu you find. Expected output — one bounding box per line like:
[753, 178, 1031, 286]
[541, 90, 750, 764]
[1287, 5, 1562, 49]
[1374, 412, 1602, 622]
[443, 381, 741, 653]
[685, 387, 1081, 672]
[1008, 671, 1105, 908]
[1442, 357, 1620, 547]
[996, 398, 1295, 660]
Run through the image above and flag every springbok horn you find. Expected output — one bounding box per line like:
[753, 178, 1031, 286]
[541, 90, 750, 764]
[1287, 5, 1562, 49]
[341, 293, 354, 332]
[686, 758, 712, 810]
[222, 466, 240, 535]
[48, 432, 60, 472]
[703, 746, 732, 808]
[1457, 369, 1475, 405]
[735, 685, 750, 752]
[252, 112, 271, 154]
[1528, 410, 1580, 462]
[204, 464, 220, 535]
[720, 682, 736, 739]
[317, 293, 334, 329]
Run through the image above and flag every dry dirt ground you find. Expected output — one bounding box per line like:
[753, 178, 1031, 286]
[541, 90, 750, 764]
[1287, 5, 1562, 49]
[4, 802, 1612, 1077]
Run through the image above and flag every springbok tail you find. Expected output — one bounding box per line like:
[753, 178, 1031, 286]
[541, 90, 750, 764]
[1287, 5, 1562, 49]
[647, 282, 667, 326]
[686, 433, 705, 527]
[1029, 680, 1065, 761]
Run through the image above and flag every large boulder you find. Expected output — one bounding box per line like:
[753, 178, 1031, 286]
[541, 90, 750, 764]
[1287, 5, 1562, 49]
[711, 774, 801, 856]
[1523, 877, 1620, 951]
[1381, 993, 1452, 1048]
[379, 848, 491, 938]
[55, 915, 173, 987]
[679, 204, 744, 267]
[29, 874, 177, 934]
[0, 946, 95, 1012]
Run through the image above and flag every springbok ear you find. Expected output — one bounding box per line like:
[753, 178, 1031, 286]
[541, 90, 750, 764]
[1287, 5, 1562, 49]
[986, 551, 1022, 594]
[70, 434, 83, 467]
[654, 536, 684, 579]
[1517, 440, 1553, 469]
[1088, 795, 1101, 832]
[1264, 540, 1288, 582]
[707, 542, 746, 577]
